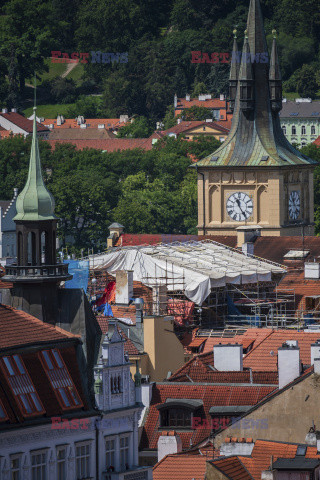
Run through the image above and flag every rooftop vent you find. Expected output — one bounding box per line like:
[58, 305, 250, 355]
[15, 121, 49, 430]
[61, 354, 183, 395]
[305, 262, 320, 279]
[284, 250, 309, 260]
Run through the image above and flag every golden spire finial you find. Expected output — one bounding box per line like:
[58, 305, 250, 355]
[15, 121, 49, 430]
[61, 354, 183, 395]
[233, 28, 237, 39]
[244, 29, 248, 39]
[272, 28, 277, 39]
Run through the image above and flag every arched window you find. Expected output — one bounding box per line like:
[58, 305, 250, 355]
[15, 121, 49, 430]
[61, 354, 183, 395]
[311, 125, 316, 135]
[291, 125, 296, 135]
[301, 125, 306, 135]
[282, 125, 287, 135]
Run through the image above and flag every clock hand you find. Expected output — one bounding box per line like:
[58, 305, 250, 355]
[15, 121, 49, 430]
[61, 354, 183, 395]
[236, 199, 245, 215]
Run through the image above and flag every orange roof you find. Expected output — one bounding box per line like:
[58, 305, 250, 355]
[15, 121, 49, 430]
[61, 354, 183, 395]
[313, 135, 320, 146]
[244, 330, 320, 371]
[153, 454, 207, 480]
[162, 121, 230, 136]
[213, 456, 253, 480]
[176, 98, 228, 110]
[203, 328, 271, 354]
[0, 304, 79, 349]
[42, 118, 124, 129]
[211, 439, 320, 480]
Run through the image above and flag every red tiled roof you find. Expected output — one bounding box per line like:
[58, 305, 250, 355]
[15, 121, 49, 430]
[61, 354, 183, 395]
[153, 454, 207, 480]
[0, 304, 78, 349]
[169, 351, 278, 384]
[116, 234, 237, 248]
[203, 328, 271, 354]
[162, 121, 230, 136]
[97, 316, 139, 355]
[46, 137, 154, 151]
[0, 112, 49, 133]
[243, 330, 320, 371]
[211, 439, 320, 480]
[42, 118, 124, 129]
[314, 135, 320, 146]
[176, 98, 228, 110]
[140, 383, 276, 451]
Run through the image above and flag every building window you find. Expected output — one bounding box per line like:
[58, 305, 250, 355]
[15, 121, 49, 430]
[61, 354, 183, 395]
[160, 408, 192, 428]
[56, 447, 67, 480]
[76, 442, 90, 479]
[120, 436, 129, 471]
[0, 355, 44, 417]
[301, 125, 306, 135]
[10, 455, 21, 480]
[105, 438, 115, 471]
[292, 125, 296, 135]
[31, 451, 47, 480]
[110, 375, 122, 394]
[219, 137, 225, 142]
[282, 125, 287, 135]
[40, 349, 82, 410]
[311, 125, 316, 135]
[213, 110, 220, 120]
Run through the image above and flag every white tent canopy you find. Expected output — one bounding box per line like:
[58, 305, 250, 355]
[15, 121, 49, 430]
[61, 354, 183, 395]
[91, 241, 285, 305]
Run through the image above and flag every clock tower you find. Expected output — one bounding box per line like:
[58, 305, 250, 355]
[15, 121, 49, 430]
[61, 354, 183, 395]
[195, 0, 317, 237]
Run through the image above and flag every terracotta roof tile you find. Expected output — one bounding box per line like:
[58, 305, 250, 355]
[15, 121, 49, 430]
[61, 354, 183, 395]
[46, 138, 154, 151]
[0, 112, 49, 133]
[140, 383, 276, 451]
[162, 121, 230, 136]
[0, 304, 78, 350]
[153, 454, 207, 480]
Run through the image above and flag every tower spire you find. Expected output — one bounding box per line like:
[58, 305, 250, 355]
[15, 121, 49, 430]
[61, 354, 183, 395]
[269, 29, 282, 112]
[229, 29, 240, 112]
[14, 100, 55, 222]
[239, 29, 254, 112]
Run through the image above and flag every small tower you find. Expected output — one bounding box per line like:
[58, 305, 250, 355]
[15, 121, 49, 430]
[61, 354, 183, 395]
[229, 29, 240, 113]
[2, 106, 71, 323]
[239, 30, 254, 112]
[269, 29, 282, 113]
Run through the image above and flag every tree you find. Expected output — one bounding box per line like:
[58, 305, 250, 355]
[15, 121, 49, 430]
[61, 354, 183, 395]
[66, 96, 103, 119]
[162, 105, 176, 130]
[178, 106, 212, 120]
[117, 117, 153, 138]
[296, 65, 320, 99]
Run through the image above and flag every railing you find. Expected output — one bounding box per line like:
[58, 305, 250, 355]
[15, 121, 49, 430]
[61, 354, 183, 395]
[5, 264, 69, 278]
[104, 466, 152, 480]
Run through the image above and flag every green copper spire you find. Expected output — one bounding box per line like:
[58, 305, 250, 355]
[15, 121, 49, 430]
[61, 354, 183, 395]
[14, 107, 55, 221]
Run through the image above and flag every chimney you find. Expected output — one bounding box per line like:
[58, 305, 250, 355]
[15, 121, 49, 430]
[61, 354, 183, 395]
[242, 242, 254, 256]
[236, 226, 261, 248]
[107, 222, 124, 248]
[220, 438, 254, 457]
[311, 340, 320, 365]
[11, 108, 17, 113]
[177, 118, 182, 124]
[261, 471, 274, 480]
[2, 108, 8, 114]
[186, 94, 190, 101]
[220, 94, 225, 101]
[120, 114, 129, 123]
[174, 94, 178, 108]
[57, 115, 61, 126]
[305, 263, 320, 279]
[214, 343, 243, 371]
[115, 270, 133, 305]
[314, 358, 320, 375]
[157, 432, 182, 462]
[278, 341, 300, 389]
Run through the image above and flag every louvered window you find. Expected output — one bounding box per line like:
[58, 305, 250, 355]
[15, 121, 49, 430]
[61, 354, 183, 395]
[40, 349, 83, 410]
[0, 355, 44, 417]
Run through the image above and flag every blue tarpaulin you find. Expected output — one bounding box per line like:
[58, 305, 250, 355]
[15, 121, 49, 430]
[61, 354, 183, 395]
[227, 295, 261, 326]
[63, 259, 89, 292]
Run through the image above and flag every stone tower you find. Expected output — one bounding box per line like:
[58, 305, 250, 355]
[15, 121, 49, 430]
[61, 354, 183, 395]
[195, 0, 317, 237]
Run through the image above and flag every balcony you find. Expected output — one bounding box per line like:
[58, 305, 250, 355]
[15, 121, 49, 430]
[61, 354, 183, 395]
[3, 264, 72, 283]
[104, 466, 152, 480]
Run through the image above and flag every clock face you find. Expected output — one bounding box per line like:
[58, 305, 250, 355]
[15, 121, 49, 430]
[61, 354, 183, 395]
[226, 192, 253, 221]
[288, 191, 300, 220]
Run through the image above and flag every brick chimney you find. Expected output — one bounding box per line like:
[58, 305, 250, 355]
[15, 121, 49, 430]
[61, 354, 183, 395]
[220, 438, 254, 456]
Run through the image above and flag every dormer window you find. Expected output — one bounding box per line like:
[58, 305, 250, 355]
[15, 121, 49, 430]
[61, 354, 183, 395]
[157, 399, 203, 429]
[0, 355, 45, 417]
[40, 349, 82, 410]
